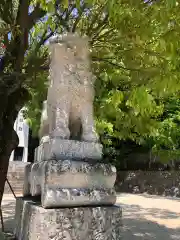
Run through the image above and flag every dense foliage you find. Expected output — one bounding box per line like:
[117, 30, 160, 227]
[22, 0, 180, 165]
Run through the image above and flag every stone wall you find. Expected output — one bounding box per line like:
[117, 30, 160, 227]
[4, 161, 30, 196]
[116, 171, 180, 197]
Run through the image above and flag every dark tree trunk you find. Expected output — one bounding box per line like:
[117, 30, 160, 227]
[0, 123, 19, 204]
[0, 87, 30, 206]
[0, 0, 47, 210]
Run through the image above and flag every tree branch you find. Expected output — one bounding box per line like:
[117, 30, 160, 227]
[16, 0, 30, 26]
[92, 56, 141, 71]
[0, 0, 30, 73]
[87, 2, 108, 36]
[2, 2, 47, 74]
[91, 13, 109, 42]
[91, 28, 115, 45]
[12, 0, 31, 71]
[28, 4, 46, 30]
[55, 3, 76, 32]
[0, 72, 28, 95]
[71, 3, 87, 33]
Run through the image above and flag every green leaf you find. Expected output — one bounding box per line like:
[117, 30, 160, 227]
[63, 0, 69, 8]
[166, 0, 177, 8]
[76, 0, 81, 10]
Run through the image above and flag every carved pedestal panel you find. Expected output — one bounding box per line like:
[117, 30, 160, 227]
[42, 186, 116, 208]
[35, 139, 103, 162]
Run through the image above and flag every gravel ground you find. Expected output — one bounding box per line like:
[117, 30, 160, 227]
[1, 193, 180, 239]
[117, 193, 180, 239]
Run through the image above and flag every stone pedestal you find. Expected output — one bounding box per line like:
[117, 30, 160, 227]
[23, 139, 117, 208]
[14, 197, 122, 240]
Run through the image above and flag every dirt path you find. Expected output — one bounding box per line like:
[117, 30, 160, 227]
[1, 193, 180, 239]
[117, 193, 180, 239]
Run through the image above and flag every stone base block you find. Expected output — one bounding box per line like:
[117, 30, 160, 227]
[35, 139, 103, 162]
[14, 197, 122, 240]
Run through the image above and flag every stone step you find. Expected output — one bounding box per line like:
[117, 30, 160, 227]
[4, 161, 31, 195]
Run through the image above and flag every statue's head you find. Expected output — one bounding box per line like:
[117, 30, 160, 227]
[49, 33, 90, 61]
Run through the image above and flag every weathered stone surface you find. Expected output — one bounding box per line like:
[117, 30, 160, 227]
[39, 33, 99, 144]
[30, 162, 42, 196]
[14, 197, 122, 240]
[42, 186, 116, 208]
[39, 100, 49, 143]
[44, 160, 115, 188]
[35, 139, 103, 162]
[35, 141, 49, 162]
[23, 163, 32, 196]
[27, 159, 116, 196]
[45, 160, 116, 188]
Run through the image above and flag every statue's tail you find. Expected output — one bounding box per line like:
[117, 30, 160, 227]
[39, 100, 49, 142]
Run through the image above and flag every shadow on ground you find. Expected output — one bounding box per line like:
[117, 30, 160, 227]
[120, 203, 180, 239]
[1, 200, 15, 233]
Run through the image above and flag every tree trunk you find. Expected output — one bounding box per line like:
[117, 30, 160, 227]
[0, 87, 30, 207]
[0, 122, 19, 204]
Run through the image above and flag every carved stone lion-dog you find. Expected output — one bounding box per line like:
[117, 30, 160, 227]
[39, 33, 98, 144]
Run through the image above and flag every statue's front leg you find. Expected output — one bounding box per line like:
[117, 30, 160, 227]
[50, 96, 70, 139]
[81, 101, 99, 142]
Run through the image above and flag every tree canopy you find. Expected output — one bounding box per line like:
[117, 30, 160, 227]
[19, 1, 180, 164]
[0, 0, 180, 176]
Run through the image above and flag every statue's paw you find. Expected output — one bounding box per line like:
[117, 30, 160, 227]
[40, 135, 50, 144]
[81, 132, 99, 143]
[51, 128, 70, 139]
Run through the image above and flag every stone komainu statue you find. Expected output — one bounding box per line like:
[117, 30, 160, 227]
[39, 33, 98, 144]
[20, 34, 120, 237]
